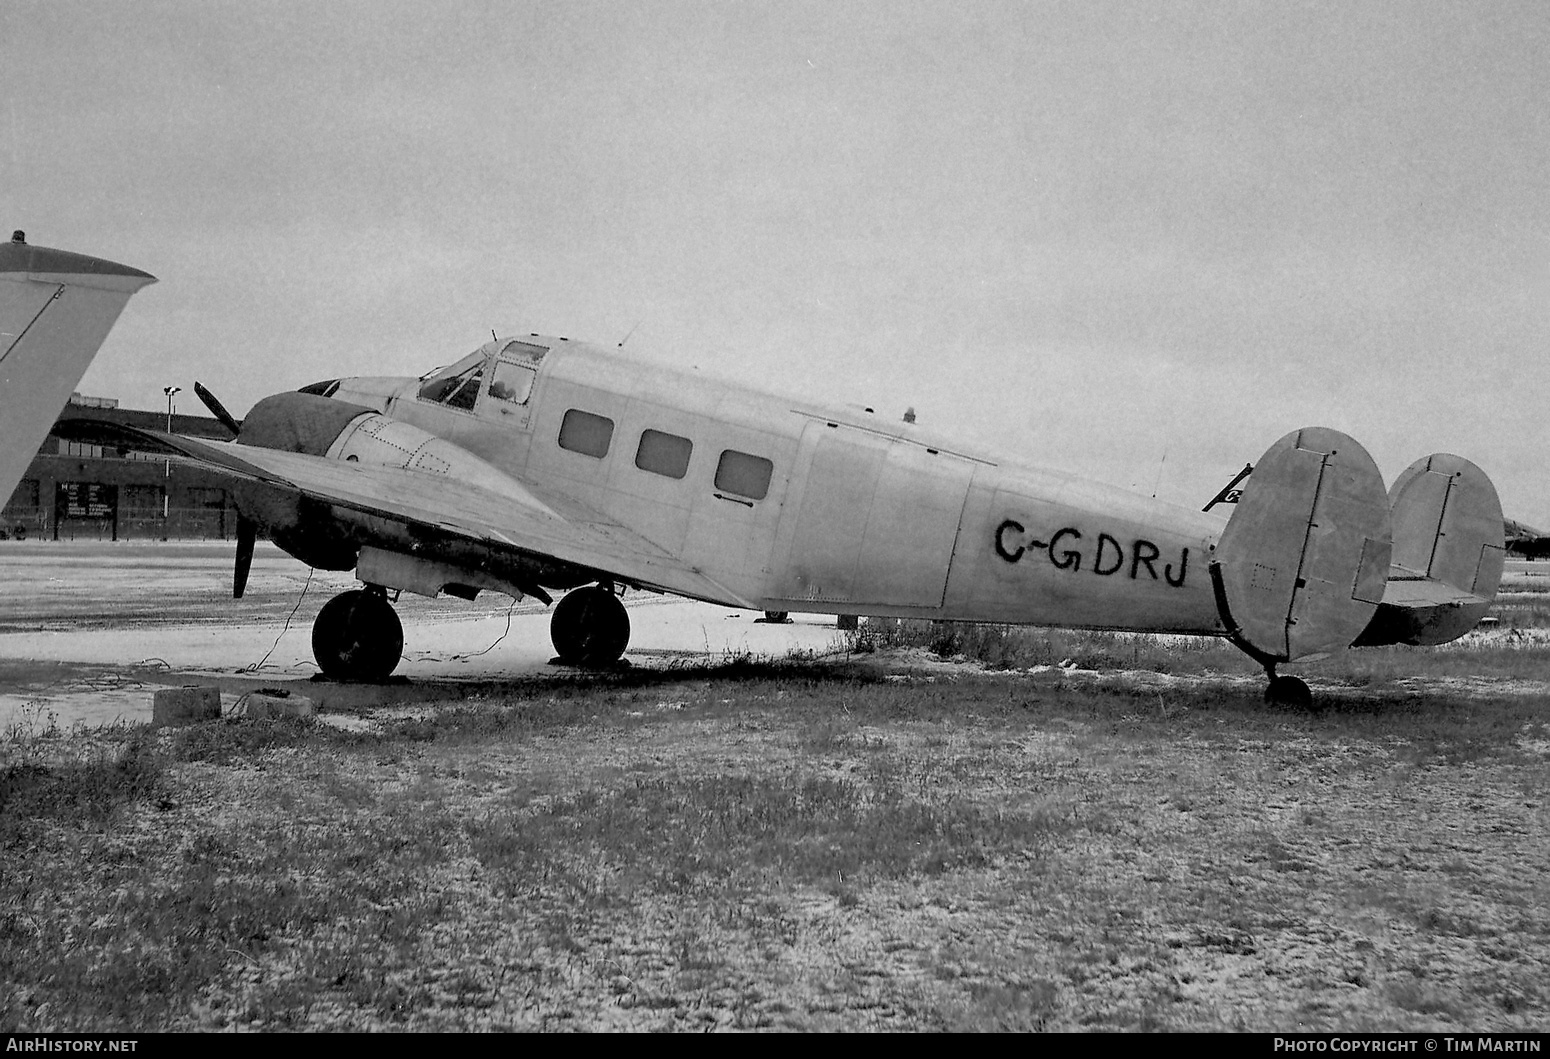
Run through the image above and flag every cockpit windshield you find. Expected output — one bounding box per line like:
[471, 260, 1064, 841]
[416, 349, 487, 410]
[416, 338, 549, 412]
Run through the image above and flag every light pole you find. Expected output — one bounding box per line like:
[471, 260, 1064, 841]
[163, 386, 180, 521]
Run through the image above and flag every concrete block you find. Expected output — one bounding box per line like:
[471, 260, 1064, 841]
[227, 689, 316, 722]
[152, 685, 221, 726]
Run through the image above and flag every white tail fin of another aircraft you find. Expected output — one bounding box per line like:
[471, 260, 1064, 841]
[0, 231, 156, 504]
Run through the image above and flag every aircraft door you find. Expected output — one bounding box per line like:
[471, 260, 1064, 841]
[770, 425, 974, 609]
[769, 426, 885, 605]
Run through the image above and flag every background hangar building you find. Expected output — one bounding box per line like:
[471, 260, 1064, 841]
[1, 393, 237, 541]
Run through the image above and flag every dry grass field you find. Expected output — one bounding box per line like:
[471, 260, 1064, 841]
[4, 632, 1549, 1031]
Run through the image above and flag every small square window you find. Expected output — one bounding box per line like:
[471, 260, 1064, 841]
[557, 409, 614, 458]
[635, 429, 693, 479]
[489, 361, 537, 405]
[714, 450, 773, 500]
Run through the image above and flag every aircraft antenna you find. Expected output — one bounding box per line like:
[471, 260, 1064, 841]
[1152, 449, 1168, 499]
[491, 329, 498, 342]
[618, 319, 644, 349]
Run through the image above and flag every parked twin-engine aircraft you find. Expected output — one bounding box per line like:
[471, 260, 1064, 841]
[52, 241, 1504, 708]
[1504, 518, 1550, 560]
[0, 233, 156, 503]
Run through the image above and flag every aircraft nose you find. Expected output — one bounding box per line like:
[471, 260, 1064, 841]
[238, 391, 374, 454]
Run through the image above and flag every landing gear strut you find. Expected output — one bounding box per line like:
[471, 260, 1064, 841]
[312, 586, 404, 681]
[550, 584, 630, 666]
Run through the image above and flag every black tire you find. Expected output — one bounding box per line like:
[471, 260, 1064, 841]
[312, 589, 404, 681]
[1264, 675, 1315, 711]
[550, 586, 630, 666]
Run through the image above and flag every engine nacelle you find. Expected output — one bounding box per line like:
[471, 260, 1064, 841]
[232, 392, 591, 592]
[239, 391, 543, 501]
[233, 484, 361, 571]
[324, 411, 541, 501]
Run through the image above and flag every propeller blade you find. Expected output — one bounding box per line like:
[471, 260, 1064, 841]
[234, 516, 256, 599]
[194, 381, 242, 439]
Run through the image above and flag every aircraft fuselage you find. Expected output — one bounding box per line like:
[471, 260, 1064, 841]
[329, 335, 1226, 638]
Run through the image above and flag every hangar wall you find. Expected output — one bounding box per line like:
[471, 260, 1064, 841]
[0, 394, 240, 541]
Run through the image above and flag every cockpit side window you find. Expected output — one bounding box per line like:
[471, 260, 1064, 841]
[488, 360, 538, 405]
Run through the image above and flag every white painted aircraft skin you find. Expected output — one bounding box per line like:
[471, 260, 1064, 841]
[44, 243, 1500, 693]
[329, 334, 1226, 637]
[0, 233, 156, 506]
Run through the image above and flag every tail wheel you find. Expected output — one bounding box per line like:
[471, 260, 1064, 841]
[312, 588, 404, 681]
[550, 586, 630, 666]
[1264, 675, 1315, 712]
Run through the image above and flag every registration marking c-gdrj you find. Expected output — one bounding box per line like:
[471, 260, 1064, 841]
[994, 519, 1189, 588]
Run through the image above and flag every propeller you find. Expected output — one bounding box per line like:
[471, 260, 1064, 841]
[194, 381, 241, 439]
[234, 515, 256, 599]
[194, 381, 255, 596]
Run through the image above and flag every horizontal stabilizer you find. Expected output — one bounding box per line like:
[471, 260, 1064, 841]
[1377, 576, 1487, 610]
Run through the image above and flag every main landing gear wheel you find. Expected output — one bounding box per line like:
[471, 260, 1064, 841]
[550, 585, 630, 667]
[312, 587, 404, 681]
[1264, 675, 1315, 712]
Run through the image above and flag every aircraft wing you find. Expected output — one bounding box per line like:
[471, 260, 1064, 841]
[64, 422, 755, 609]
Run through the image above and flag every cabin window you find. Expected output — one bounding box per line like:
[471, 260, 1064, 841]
[635, 429, 693, 479]
[714, 450, 773, 500]
[558, 409, 614, 458]
[418, 363, 484, 411]
[489, 361, 537, 405]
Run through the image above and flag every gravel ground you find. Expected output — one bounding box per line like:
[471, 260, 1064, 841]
[4, 544, 1548, 1031]
[5, 661, 1547, 1032]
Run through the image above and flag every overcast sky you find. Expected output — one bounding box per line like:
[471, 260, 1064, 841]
[4, 0, 1547, 522]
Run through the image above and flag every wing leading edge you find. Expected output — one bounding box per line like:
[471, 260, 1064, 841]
[64, 422, 755, 609]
